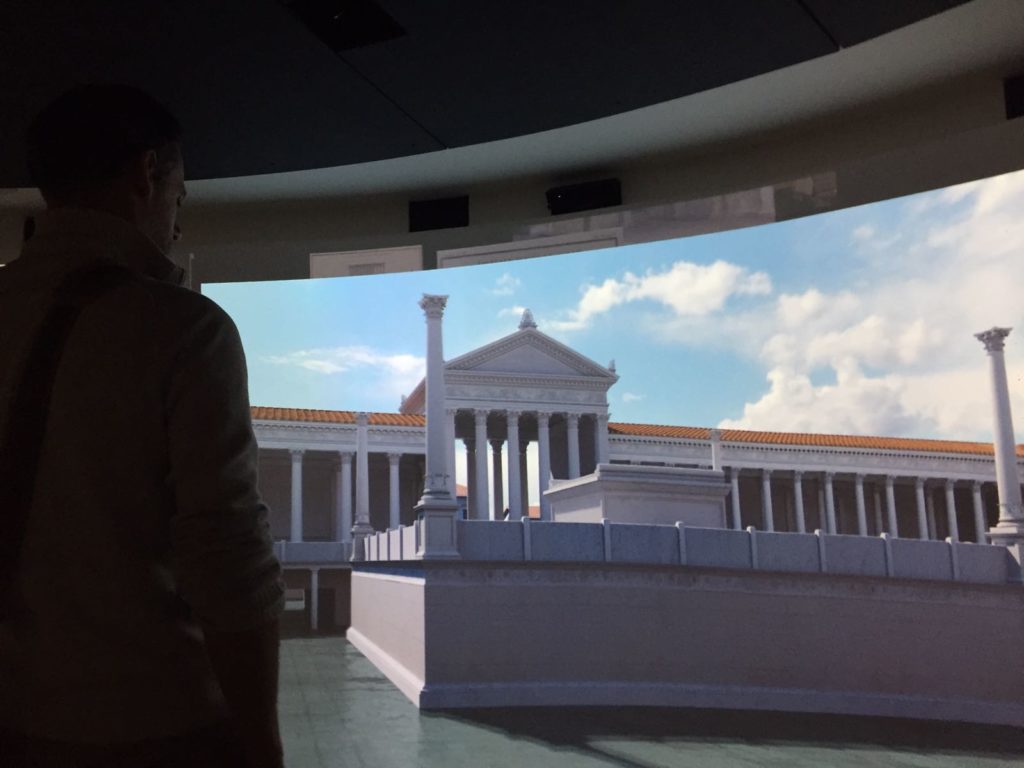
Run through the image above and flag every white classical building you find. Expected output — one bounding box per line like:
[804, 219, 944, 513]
[252, 310, 1022, 632]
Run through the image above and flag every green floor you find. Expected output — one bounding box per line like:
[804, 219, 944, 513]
[280, 638, 1024, 768]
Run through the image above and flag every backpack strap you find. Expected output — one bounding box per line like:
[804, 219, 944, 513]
[0, 261, 136, 619]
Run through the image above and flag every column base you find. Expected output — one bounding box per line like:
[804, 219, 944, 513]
[414, 492, 461, 560]
[350, 524, 375, 562]
[987, 520, 1024, 583]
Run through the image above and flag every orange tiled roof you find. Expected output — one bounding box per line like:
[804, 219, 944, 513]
[250, 407, 424, 427]
[608, 421, 1024, 457]
[251, 408, 1023, 457]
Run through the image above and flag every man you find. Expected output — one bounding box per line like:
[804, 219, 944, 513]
[0, 85, 285, 767]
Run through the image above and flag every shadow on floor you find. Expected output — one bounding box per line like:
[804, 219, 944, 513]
[427, 706, 1024, 766]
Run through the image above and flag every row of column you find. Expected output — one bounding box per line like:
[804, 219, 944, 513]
[286, 413, 408, 544]
[453, 409, 611, 521]
[731, 468, 990, 543]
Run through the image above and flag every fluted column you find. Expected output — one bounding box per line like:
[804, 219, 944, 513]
[823, 471, 837, 534]
[388, 452, 401, 530]
[519, 440, 529, 517]
[491, 439, 504, 520]
[537, 412, 552, 520]
[885, 475, 899, 537]
[915, 478, 928, 540]
[566, 413, 581, 479]
[290, 449, 304, 542]
[445, 408, 457, 497]
[336, 451, 353, 543]
[972, 481, 986, 544]
[350, 413, 373, 560]
[975, 327, 1024, 539]
[595, 413, 611, 466]
[414, 294, 459, 559]
[729, 467, 742, 530]
[761, 469, 774, 532]
[506, 410, 523, 521]
[793, 471, 806, 533]
[854, 474, 867, 536]
[474, 409, 490, 521]
[944, 479, 959, 543]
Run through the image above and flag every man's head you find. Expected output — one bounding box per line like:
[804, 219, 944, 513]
[27, 84, 186, 255]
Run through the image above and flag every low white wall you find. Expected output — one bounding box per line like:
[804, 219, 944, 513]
[347, 560, 1024, 725]
[362, 520, 1015, 586]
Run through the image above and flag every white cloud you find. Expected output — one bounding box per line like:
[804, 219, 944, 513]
[498, 304, 527, 319]
[263, 345, 425, 400]
[852, 224, 874, 241]
[550, 259, 772, 331]
[491, 272, 521, 295]
[719, 169, 1024, 439]
[622, 392, 645, 403]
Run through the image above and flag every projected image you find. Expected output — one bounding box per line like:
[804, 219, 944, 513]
[204, 168, 1023, 535]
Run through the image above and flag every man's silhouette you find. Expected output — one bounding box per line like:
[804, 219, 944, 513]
[0, 85, 285, 767]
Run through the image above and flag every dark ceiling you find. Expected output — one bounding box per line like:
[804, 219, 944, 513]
[0, 0, 968, 185]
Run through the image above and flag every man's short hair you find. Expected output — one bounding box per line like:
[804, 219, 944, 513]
[27, 84, 182, 203]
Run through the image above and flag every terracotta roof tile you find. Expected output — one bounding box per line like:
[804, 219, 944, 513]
[251, 408, 1023, 457]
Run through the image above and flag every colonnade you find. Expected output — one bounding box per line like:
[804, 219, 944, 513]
[728, 467, 992, 543]
[450, 408, 611, 521]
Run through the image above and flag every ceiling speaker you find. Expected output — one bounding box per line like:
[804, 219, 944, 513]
[409, 195, 469, 232]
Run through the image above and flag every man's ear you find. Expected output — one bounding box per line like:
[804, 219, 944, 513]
[127, 149, 159, 201]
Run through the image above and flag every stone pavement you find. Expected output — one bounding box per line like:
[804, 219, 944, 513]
[280, 638, 1024, 768]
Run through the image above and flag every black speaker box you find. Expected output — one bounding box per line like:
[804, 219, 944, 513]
[409, 195, 469, 232]
[546, 178, 621, 215]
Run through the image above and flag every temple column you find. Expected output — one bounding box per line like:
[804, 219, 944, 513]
[975, 328, 1024, 557]
[445, 408, 457, 497]
[506, 410, 523, 521]
[824, 471, 837, 534]
[854, 474, 868, 536]
[351, 412, 373, 559]
[465, 438, 476, 518]
[972, 481, 987, 544]
[885, 475, 899, 537]
[793, 471, 806, 533]
[729, 467, 742, 530]
[567, 413, 581, 479]
[873, 485, 884, 535]
[761, 469, 774, 532]
[289, 449, 304, 543]
[491, 439, 504, 520]
[915, 478, 928, 540]
[944, 479, 960, 543]
[520, 440, 529, 517]
[710, 428, 722, 471]
[474, 409, 490, 521]
[309, 567, 320, 633]
[336, 451, 353, 543]
[595, 413, 611, 466]
[537, 412, 552, 520]
[388, 452, 401, 530]
[414, 294, 460, 559]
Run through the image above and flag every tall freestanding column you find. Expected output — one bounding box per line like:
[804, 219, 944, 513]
[388, 453, 401, 530]
[975, 328, 1024, 560]
[854, 474, 868, 536]
[537, 412, 552, 520]
[972, 481, 987, 545]
[944, 479, 960, 543]
[350, 413, 374, 560]
[823, 472, 837, 534]
[885, 475, 899, 537]
[474, 410, 490, 521]
[290, 449, 304, 543]
[566, 413, 581, 479]
[761, 469, 774, 532]
[506, 410, 523, 521]
[793, 471, 806, 533]
[915, 478, 928, 540]
[490, 439, 504, 521]
[414, 295, 460, 559]
[336, 451, 353, 544]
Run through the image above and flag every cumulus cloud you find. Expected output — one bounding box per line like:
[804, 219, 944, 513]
[491, 272, 521, 295]
[719, 169, 1024, 439]
[498, 304, 527, 319]
[622, 392, 645, 403]
[263, 346, 425, 399]
[550, 259, 772, 331]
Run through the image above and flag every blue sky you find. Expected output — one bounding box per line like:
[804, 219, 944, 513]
[205, 167, 1024, 443]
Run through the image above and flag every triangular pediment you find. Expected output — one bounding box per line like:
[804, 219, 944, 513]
[446, 329, 615, 379]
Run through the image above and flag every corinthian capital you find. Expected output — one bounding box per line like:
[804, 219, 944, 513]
[975, 326, 1011, 352]
[419, 294, 449, 319]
